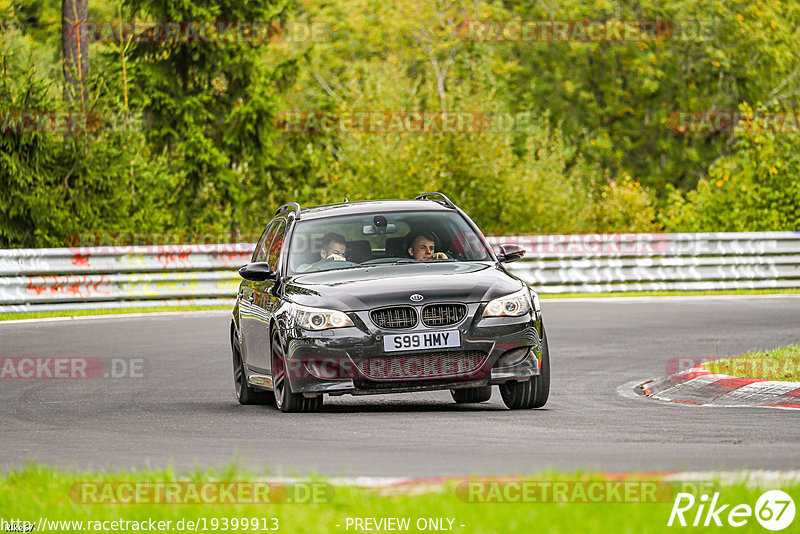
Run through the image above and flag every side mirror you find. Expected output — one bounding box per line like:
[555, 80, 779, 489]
[496, 244, 526, 263]
[238, 262, 277, 281]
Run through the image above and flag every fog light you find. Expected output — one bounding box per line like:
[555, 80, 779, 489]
[495, 347, 531, 368]
[305, 359, 341, 379]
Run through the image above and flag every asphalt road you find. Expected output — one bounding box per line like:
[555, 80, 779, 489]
[2, 296, 799, 477]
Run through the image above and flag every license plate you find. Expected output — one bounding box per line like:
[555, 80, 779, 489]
[383, 330, 461, 352]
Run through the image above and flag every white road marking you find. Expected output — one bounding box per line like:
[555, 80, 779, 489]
[616, 379, 647, 400]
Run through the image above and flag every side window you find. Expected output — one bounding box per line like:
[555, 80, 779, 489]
[266, 221, 287, 270]
[252, 222, 275, 263]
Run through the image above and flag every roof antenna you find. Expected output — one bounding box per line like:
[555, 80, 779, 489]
[343, 197, 349, 203]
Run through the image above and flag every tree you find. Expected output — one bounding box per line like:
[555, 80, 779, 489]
[508, 0, 800, 191]
[121, 0, 303, 236]
[61, 0, 88, 105]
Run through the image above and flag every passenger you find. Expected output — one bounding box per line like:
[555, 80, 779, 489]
[407, 232, 447, 260]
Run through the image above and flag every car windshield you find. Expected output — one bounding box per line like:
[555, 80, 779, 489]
[287, 210, 493, 274]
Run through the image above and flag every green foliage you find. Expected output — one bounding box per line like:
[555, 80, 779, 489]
[589, 174, 658, 233]
[1, 0, 799, 248]
[277, 0, 664, 234]
[0, 22, 177, 247]
[662, 104, 800, 231]
[509, 0, 800, 191]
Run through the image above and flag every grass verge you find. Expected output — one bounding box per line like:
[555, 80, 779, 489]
[1, 463, 797, 533]
[0, 305, 230, 321]
[705, 344, 800, 382]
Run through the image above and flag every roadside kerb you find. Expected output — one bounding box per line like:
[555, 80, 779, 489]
[641, 366, 800, 409]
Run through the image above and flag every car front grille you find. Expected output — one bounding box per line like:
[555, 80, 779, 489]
[355, 350, 487, 380]
[421, 303, 467, 327]
[371, 306, 417, 329]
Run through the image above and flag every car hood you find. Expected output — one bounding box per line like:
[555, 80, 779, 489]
[284, 262, 523, 310]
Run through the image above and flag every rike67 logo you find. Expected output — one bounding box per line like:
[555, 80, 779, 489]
[668, 490, 795, 530]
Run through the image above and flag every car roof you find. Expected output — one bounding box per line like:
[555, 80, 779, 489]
[296, 200, 454, 221]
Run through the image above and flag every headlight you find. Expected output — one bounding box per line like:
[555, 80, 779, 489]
[483, 288, 531, 317]
[290, 304, 354, 330]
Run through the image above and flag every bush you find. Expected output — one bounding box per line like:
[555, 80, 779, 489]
[589, 174, 659, 233]
[661, 105, 800, 232]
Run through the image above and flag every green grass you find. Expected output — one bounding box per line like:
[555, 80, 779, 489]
[0, 305, 230, 321]
[1, 463, 797, 533]
[705, 344, 800, 382]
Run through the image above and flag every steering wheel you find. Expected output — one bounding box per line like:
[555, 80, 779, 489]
[304, 258, 359, 272]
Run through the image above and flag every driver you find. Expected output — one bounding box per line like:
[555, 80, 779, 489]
[407, 233, 447, 260]
[299, 232, 347, 272]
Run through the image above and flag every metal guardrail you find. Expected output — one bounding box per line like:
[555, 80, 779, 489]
[0, 245, 252, 313]
[1, 232, 799, 312]
[490, 231, 800, 293]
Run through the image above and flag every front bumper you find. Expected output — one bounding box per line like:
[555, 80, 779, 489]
[279, 303, 543, 396]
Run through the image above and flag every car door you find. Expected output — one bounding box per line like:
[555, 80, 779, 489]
[247, 219, 287, 373]
[240, 221, 275, 372]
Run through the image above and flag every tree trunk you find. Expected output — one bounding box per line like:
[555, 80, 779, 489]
[61, 0, 89, 106]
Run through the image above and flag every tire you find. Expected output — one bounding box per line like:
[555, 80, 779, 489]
[499, 325, 550, 410]
[272, 329, 323, 413]
[232, 335, 275, 405]
[451, 386, 492, 403]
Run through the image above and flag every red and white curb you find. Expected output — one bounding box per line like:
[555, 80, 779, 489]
[639, 366, 800, 409]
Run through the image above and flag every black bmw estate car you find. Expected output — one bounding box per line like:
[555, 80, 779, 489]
[231, 193, 550, 412]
